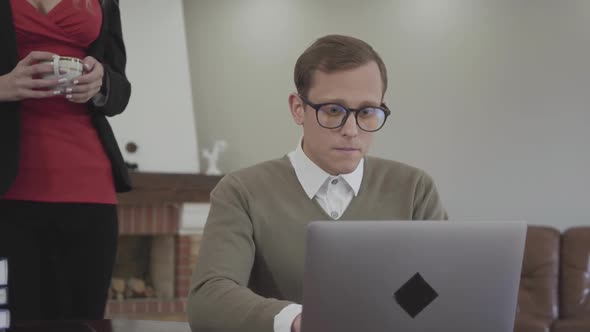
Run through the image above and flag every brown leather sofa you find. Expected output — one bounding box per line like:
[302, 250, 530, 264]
[515, 226, 560, 332]
[553, 227, 590, 332]
[514, 226, 590, 332]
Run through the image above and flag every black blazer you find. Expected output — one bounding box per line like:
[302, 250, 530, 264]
[0, 0, 132, 195]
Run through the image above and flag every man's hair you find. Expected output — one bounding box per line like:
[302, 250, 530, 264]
[294, 35, 388, 98]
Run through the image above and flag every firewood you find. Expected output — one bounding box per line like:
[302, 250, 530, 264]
[111, 278, 125, 294]
[128, 278, 146, 295]
[145, 286, 155, 298]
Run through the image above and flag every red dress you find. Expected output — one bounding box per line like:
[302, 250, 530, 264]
[1, 0, 117, 204]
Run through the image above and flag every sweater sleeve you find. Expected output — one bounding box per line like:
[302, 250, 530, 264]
[187, 174, 294, 332]
[412, 171, 449, 220]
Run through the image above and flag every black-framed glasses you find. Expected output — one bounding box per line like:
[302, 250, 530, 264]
[299, 95, 391, 132]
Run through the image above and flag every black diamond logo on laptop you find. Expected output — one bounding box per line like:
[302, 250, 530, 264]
[393, 272, 438, 318]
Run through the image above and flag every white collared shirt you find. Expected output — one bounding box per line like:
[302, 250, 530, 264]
[273, 139, 364, 332]
[288, 138, 363, 219]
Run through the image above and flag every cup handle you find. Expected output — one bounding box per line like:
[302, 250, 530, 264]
[52, 54, 61, 78]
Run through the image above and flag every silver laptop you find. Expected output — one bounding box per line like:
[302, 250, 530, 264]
[301, 221, 527, 332]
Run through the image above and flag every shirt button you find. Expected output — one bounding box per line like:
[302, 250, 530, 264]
[331, 211, 339, 218]
[331, 179, 339, 185]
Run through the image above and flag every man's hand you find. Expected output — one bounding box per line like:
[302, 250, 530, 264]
[291, 314, 301, 332]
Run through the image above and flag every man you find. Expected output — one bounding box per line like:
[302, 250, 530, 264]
[188, 35, 447, 332]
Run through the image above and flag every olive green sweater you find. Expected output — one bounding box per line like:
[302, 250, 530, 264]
[188, 156, 447, 332]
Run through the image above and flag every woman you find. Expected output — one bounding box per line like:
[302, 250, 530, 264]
[0, 0, 131, 322]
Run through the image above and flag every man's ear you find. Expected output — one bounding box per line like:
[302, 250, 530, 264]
[289, 93, 305, 125]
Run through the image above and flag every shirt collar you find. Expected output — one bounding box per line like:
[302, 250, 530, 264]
[288, 137, 364, 199]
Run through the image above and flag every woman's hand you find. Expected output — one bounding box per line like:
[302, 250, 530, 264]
[0, 51, 65, 102]
[64, 56, 104, 104]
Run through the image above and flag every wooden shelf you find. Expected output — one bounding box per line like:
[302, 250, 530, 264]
[117, 172, 223, 205]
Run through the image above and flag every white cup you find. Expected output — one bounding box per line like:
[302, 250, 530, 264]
[41, 55, 84, 91]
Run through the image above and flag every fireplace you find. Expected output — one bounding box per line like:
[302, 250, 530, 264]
[105, 173, 221, 318]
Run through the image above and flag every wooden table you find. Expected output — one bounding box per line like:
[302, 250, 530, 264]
[9, 320, 191, 332]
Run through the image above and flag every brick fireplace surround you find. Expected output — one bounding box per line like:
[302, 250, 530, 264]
[104, 173, 221, 318]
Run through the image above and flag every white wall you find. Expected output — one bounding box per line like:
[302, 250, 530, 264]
[184, 0, 590, 229]
[112, 0, 200, 173]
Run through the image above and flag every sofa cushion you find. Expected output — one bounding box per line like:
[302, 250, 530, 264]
[514, 313, 551, 332]
[552, 319, 590, 332]
[517, 226, 560, 321]
[559, 227, 590, 319]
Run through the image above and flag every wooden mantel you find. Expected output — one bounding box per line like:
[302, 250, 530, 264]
[116, 172, 223, 205]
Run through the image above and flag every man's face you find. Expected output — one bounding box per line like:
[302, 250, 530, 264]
[289, 61, 384, 175]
